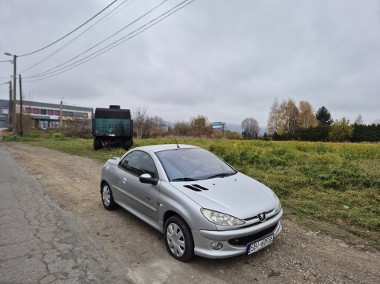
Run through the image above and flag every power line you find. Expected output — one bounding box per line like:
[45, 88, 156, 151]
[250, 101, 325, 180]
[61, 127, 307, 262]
[25, 0, 197, 82]
[22, 0, 135, 73]
[18, 0, 119, 57]
[26, 0, 194, 81]
[25, 0, 170, 79]
[0, 81, 10, 85]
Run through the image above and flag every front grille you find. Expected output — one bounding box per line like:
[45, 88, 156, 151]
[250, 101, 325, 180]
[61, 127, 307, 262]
[244, 209, 274, 222]
[240, 210, 278, 229]
[228, 223, 278, 246]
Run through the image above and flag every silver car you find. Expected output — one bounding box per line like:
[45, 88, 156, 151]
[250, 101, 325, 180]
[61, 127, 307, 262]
[100, 144, 283, 262]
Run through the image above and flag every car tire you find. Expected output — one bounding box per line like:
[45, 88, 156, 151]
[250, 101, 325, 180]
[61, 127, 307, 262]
[164, 216, 194, 262]
[101, 182, 116, 210]
[94, 138, 102, 151]
[124, 138, 133, 150]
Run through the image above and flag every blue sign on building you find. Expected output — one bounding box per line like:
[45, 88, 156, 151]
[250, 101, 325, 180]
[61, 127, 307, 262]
[212, 122, 222, 128]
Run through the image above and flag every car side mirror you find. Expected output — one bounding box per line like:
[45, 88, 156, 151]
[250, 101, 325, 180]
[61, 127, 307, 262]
[139, 173, 158, 185]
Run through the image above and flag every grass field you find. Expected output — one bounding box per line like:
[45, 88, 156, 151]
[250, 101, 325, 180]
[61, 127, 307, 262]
[3, 132, 380, 248]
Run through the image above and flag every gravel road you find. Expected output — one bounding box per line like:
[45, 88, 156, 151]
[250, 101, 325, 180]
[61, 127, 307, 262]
[4, 143, 380, 284]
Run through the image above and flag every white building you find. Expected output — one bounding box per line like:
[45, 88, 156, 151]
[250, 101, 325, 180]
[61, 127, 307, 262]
[0, 99, 93, 129]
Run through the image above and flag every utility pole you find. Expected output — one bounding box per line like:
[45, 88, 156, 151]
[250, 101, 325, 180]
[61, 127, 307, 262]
[19, 74, 23, 136]
[12, 55, 17, 140]
[60, 99, 63, 127]
[5, 53, 17, 140]
[8, 81, 12, 129]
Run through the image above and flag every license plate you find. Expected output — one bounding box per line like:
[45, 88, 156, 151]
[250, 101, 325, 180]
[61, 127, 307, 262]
[247, 235, 274, 255]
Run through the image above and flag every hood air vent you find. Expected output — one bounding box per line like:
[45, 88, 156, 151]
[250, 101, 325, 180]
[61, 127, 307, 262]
[184, 184, 210, 192]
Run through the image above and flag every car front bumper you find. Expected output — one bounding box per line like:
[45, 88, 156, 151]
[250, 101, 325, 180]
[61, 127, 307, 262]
[192, 209, 283, 259]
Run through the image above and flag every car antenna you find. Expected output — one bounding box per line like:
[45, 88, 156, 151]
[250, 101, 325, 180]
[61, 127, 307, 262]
[175, 138, 180, 149]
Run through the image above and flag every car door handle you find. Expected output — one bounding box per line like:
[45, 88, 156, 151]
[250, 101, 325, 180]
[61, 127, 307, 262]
[122, 178, 127, 184]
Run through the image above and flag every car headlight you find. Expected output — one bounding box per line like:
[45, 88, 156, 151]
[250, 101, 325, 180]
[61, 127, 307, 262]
[274, 194, 281, 213]
[201, 208, 245, 226]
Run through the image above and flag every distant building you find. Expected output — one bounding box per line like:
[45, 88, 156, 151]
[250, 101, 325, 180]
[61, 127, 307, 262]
[0, 99, 10, 129]
[0, 99, 93, 129]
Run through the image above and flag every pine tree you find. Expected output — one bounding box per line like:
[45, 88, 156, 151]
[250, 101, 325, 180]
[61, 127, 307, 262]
[316, 106, 333, 126]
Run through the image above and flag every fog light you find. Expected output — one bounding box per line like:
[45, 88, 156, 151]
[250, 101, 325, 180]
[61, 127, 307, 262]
[210, 241, 223, 250]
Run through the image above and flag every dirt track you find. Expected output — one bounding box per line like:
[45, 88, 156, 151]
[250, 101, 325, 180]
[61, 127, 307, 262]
[4, 143, 380, 283]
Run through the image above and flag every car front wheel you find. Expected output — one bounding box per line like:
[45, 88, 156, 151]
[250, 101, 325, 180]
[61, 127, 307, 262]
[101, 182, 116, 210]
[164, 216, 194, 262]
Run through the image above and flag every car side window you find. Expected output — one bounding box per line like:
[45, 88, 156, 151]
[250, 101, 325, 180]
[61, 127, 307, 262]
[120, 151, 157, 178]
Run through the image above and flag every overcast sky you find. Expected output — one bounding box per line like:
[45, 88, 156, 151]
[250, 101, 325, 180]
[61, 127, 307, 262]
[1, 0, 379, 130]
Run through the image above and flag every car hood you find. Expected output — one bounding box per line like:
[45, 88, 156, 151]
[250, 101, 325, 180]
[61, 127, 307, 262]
[170, 173, 276, 219]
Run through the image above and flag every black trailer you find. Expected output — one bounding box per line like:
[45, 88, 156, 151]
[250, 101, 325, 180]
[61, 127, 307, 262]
[92, 105, 133, 150]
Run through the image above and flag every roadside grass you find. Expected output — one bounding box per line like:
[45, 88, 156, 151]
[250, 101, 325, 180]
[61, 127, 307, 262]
[3, 132, 380, 248]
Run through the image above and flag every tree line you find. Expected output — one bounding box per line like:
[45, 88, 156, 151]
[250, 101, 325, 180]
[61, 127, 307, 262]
[132, 103, 380, 142]
[132, 107, 240, 139]
[265, 98, 380, 142]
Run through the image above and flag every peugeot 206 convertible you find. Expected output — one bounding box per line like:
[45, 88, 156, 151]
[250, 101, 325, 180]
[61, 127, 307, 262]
[100, 144, 283, 262]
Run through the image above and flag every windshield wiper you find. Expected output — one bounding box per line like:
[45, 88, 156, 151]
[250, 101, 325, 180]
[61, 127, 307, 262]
[171, 177, 197, 182]
[206, 172, 236, 179]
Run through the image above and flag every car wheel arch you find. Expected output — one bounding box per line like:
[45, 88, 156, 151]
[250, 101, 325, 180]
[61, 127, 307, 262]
[164, 210, 182, 227]
[163, 210, 193, 231]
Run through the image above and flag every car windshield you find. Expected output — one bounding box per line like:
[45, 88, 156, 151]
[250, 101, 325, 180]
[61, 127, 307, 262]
[155, 148, 236, 182]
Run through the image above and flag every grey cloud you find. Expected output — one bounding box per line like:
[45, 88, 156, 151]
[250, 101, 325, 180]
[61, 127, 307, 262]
[1, 0, 379, 127]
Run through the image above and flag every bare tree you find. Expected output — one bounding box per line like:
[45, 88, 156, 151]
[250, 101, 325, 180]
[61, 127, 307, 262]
[133, 107, 150, 138]
[149, 116, 167, 137]
[16, 113, 33, 136]
[62, 116, 92, 138]
[173, 121, 191, 136]
[354, 114, 364, 125]
[267, 98, 279, 135]
[241, 117, 260, 139]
